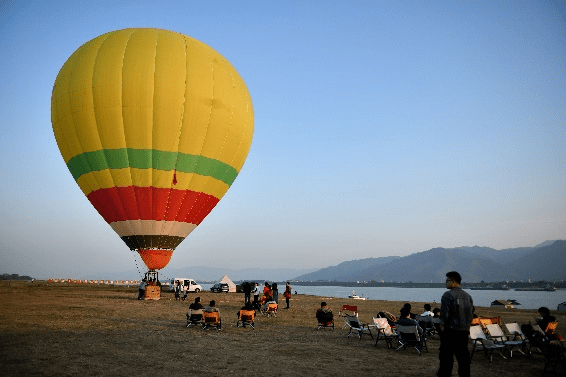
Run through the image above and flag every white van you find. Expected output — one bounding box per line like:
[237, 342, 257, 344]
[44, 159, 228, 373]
[170, 278, 202, 293]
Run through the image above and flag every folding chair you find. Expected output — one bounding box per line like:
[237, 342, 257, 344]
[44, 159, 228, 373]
[262, 302, 278, 317]
[417, 315, 436, 338]
[237, 309, 255, 329]
[371, 317, 395, 349]
[345, 315, 373, 340]
[505, 322, 530, 354]
[524, 327, 566, 376]
[186, 309, 204, 328]
[469, 325, 506, 362]
[395, 324, 427, 355]
[485, 323, 525, 358]
[545, 322, 566, 345]
[202, 310, 222, 331]
[339, 305, 358, 329]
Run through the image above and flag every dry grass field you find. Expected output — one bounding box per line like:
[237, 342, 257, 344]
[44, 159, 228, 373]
[1, 281, 565, 376]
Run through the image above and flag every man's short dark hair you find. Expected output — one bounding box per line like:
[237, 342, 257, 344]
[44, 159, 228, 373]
[446, 271, 462, 284]
[538, 307, 550, 316]
[321, 302, 327, 307]
[403, 303, 412, 310]
[424, 303, 431, 311]
[400, 307, 411, 318]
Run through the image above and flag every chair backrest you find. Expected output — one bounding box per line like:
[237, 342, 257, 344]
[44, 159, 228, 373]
[417, 315, 434, 328]
[485, 324, 506, 341]
[190, 309, 204, 321]
[396, 324, 421, 341]
[373, 317, 393, 335]
[347, 315, 362, 329]
[203, 311, 220, 324]
[469, 325, 487, 340]
[267, 302, 278, 311]
[504, 322, 525, 339]
[545, 322, 558, 335]
[471, 317, 481, 326]
[340, 305, 358, 317]
[239, 309, 255, 322]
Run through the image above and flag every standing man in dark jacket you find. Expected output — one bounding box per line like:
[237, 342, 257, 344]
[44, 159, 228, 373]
[242, 282, 252, 304]
[437, 271, 473, 377]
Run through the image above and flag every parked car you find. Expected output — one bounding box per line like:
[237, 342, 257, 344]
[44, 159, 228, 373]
[210, 283, 229, 293]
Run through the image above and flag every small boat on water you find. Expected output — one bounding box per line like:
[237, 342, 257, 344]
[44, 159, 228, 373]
[515, 285, 556, 292]
[348, 290, 367, 300]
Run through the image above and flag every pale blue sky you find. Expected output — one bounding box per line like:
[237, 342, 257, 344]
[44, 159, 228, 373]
[0, 1, 564, 279]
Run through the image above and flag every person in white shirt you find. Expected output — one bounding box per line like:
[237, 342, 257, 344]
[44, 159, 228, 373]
[252, 283, 261, 309]
[421, 303, 433, 316]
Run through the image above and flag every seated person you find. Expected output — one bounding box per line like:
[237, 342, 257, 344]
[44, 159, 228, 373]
[536, 306, 556, 333]
[263, 299, 277, 312]
[421, 303, 433, 316]
[397, 307, 423, 336]
[316, 302, 333, 325]
[189, 296, 204, 310]
[403, 303, 417, 319]
[205, 300, 220, 314]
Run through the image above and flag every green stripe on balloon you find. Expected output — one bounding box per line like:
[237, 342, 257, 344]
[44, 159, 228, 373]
[67, 149, 239, 185]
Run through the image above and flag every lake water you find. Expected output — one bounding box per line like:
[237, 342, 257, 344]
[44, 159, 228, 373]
[200, 283, 566, 311]
[287, 286, 566, 310]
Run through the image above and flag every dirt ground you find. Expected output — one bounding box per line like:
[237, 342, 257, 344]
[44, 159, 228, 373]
[1, 281, 565, 377]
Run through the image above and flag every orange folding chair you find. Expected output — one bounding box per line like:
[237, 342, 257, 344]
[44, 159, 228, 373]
[202, 310, 221, 331]
[237, 309, 256, 329]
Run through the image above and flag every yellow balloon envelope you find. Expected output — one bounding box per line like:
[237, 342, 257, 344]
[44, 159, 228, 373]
[51, 28, 254, 270]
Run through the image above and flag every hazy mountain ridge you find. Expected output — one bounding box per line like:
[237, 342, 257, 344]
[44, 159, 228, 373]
[40, 241, 564, 283]
[293, 256, 401, 281]
[293, 240, 566, 283]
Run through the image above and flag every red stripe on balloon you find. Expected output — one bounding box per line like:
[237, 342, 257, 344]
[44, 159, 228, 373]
[87, 187, 220, 224]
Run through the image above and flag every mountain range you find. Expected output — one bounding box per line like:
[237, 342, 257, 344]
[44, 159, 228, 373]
[77, 240, 564, 283]
[293, 240, 566, 283]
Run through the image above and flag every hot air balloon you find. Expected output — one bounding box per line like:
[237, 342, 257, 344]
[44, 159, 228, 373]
[51, 28, 254, 274]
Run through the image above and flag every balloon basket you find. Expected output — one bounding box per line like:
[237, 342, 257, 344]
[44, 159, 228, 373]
[143, 285, 161, 300]
[140, 270, 161, 300]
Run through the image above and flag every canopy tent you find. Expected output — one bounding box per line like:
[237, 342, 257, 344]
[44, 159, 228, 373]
[219, 275, 237, 293]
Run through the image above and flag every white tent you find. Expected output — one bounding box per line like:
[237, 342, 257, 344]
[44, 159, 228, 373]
[219, 275, 237, 293]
